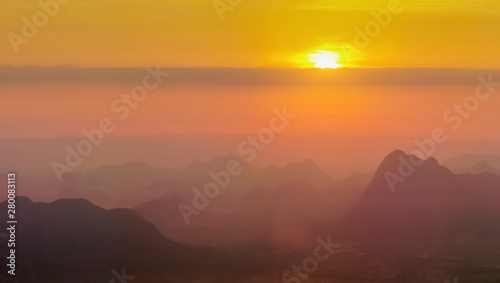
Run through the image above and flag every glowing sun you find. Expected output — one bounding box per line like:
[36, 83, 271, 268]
[308, 51, 342, 69]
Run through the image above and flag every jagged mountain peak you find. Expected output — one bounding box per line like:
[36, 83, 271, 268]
[369, 150, 453, 193]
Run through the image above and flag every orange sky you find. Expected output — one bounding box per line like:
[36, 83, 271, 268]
[2, 80, 500, 140]
[1, 1, 499, 142]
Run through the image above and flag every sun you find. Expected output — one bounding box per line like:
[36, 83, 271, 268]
[307, 51, 342, 69]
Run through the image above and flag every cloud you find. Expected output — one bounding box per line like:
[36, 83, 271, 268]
[0, 65, 498, 86]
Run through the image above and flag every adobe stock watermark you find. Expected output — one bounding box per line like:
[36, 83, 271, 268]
[109, 267, 135, 283]
[7, 0, 72, 54]
[51, 66, 169, 182]
[1, 172, 10, 255]
[341, 0, 404, 65]
[385, 74, 500, 192]
[281, 235, 341, 283]
[444, 277, 458, 283]
[178, 107, 296, 224]
[213, 0, 244, 22]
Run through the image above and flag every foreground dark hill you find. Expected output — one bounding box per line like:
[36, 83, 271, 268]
[0, 197, 266, 282]
[338, 150, 500, 254]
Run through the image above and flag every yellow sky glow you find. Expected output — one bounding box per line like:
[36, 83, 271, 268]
[1, 0, 500, 68]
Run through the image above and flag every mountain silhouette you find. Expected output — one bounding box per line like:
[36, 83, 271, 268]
[338, 150, 500, 254]
[0, 197, 265, 282]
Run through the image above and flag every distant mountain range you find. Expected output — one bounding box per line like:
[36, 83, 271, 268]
[60, 161, 166, 195]
[261, 158, 335, 189]
[442, 153, 500, 173]
[3, 149, 500, 281]
[453, 160, 500, 176]
[83, 161, 168, 191]
[133, 157, 366, 249]
[56, 155, 339, 208]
